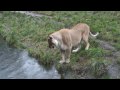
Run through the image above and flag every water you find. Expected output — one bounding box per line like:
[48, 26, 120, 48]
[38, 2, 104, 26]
[0, 38, 60, 79]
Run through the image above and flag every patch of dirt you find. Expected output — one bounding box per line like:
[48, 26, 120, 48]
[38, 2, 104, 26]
[96, 40, 116, 51]
[107, 62, 120, 79]
[11, 11, 64, 27]
[113, 51, 120, 57]
[11, 11, 52, 18]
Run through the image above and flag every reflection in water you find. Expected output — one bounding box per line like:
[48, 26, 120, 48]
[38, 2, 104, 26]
[0, 38, 60, 79]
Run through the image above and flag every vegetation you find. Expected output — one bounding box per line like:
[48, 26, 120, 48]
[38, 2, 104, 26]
[0, 11, 120, 78]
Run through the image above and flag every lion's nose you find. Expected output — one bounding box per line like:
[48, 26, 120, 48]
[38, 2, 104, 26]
[52, 46, 54, 48]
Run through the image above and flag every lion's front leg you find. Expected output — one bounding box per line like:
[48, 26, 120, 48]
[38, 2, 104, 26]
[59, 50, 66, 64]
[65, 48, 71, 63]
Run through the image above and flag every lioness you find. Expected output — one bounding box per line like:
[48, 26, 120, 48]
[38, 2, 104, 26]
[48, 23, 99, 64]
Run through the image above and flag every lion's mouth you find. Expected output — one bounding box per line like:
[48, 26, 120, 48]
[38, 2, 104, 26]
[48, 42, 55, 48]
[50, 45, 54, 48]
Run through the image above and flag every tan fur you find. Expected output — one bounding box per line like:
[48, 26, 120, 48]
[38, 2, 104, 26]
[48, 23, 99, 64]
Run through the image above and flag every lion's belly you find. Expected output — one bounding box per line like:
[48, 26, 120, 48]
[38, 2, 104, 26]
[69, 30, 82, 47]
[70, 35, 82, 47]
[71, 39, 80, 47]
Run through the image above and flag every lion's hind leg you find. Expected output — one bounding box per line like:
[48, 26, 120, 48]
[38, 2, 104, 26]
[72, 45, 81, 53]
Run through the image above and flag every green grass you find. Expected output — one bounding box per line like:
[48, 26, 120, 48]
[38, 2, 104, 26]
[0, 11, 120, 78]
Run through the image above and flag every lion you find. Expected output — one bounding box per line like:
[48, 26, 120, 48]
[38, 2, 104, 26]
[48, 23, 99, 64]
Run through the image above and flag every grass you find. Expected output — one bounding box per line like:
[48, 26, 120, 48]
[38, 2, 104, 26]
[0, 11, 120, 78]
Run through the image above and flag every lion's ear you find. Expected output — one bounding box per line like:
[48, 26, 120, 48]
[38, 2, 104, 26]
[48, 36, 52, 40]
